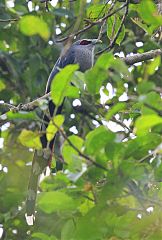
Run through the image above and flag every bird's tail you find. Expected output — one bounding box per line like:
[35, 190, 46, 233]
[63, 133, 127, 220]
[26, 100, 63, 222]
[26, 150, 48, 219]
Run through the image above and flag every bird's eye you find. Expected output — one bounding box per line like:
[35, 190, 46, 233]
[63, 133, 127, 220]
[80, 40, 92, 45]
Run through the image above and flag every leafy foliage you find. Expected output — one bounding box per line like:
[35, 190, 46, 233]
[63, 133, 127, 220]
[0, 0, 162, 239]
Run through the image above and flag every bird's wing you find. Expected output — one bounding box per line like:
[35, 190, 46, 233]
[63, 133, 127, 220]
[26, 48, 76, 222]
[45, 48, 75, 93]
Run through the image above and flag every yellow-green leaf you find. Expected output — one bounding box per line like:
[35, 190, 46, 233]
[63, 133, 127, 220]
[0, 80, 6, 91]
[135, 114, 162, 136]
[19, 15, 50, 40]
[147, 56, 161, 75]
[46, 115, 64, 141]
[18, 129, 42, 149]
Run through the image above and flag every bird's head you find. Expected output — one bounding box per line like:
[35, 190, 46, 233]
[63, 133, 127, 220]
[73, 39, 102, 49]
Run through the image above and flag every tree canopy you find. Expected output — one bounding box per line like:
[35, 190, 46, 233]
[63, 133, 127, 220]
[0, 0, 162, 239]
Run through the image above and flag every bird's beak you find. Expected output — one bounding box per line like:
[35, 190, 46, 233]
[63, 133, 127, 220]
[92, 39, 102, 45]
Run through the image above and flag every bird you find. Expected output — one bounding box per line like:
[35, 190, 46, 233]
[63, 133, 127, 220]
[25, 38, 102, 223]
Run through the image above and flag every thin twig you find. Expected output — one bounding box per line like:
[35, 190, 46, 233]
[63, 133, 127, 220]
[97, 0, 116, 41]
[45, 0, 50, 12]
[96, 0, 129, 55]
[0, 92, 50, 112]
[98, 19, 107, 40]
[60, 129, 107, 171]
[138, 153, 154, 163]
[0, 18, 19, 22]
[111, 116, 131, 132]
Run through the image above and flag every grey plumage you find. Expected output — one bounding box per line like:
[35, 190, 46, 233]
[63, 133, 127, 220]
[46, 39, 100, 93]
[26, 39, 101, 222]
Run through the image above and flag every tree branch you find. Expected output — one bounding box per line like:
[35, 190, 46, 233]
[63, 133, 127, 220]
[124, 49, 162, 65]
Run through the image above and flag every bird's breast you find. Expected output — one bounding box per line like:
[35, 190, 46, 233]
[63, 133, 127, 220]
[75, 48, 94, 72]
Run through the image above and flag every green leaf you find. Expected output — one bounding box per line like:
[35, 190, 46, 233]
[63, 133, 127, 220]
[139, 92, 162, 115]
[147, 56, 161, 75]
[0, 80, 5, 91]
[86, 4, 108, 20]
[71, 71, 85, 92]
[61, 220, 75, 240]
[85, 67, 107, 94]
[106, 102, 126, 120]
[74, 207, 108, 240]
[131, 17, 153, 34]
[105, 142, 124, 168]
[85, 53, 118, 94]
[135, 114, 162, 136]
[112, 58, 130, 78]
[62, 135, 83, 172]
[19, 15, 50, 40]
[6, 111, 38, 120]
[138, 0, 162, 32]
[46, 114, 64, 142]
[95, 52, 114, 70]
[137, 82, 155, 94]
[124, 133, 161, 160]
[65, 85, 79, 98]
[32, 232, 50, 240]
[38, 191, 78, 213]
[32, 232, 57, 240]
[18, 129, 42, 149]
[85, 126, 115, 155]
[51, 64, 79, 107]
[107, 15, 125, 45]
